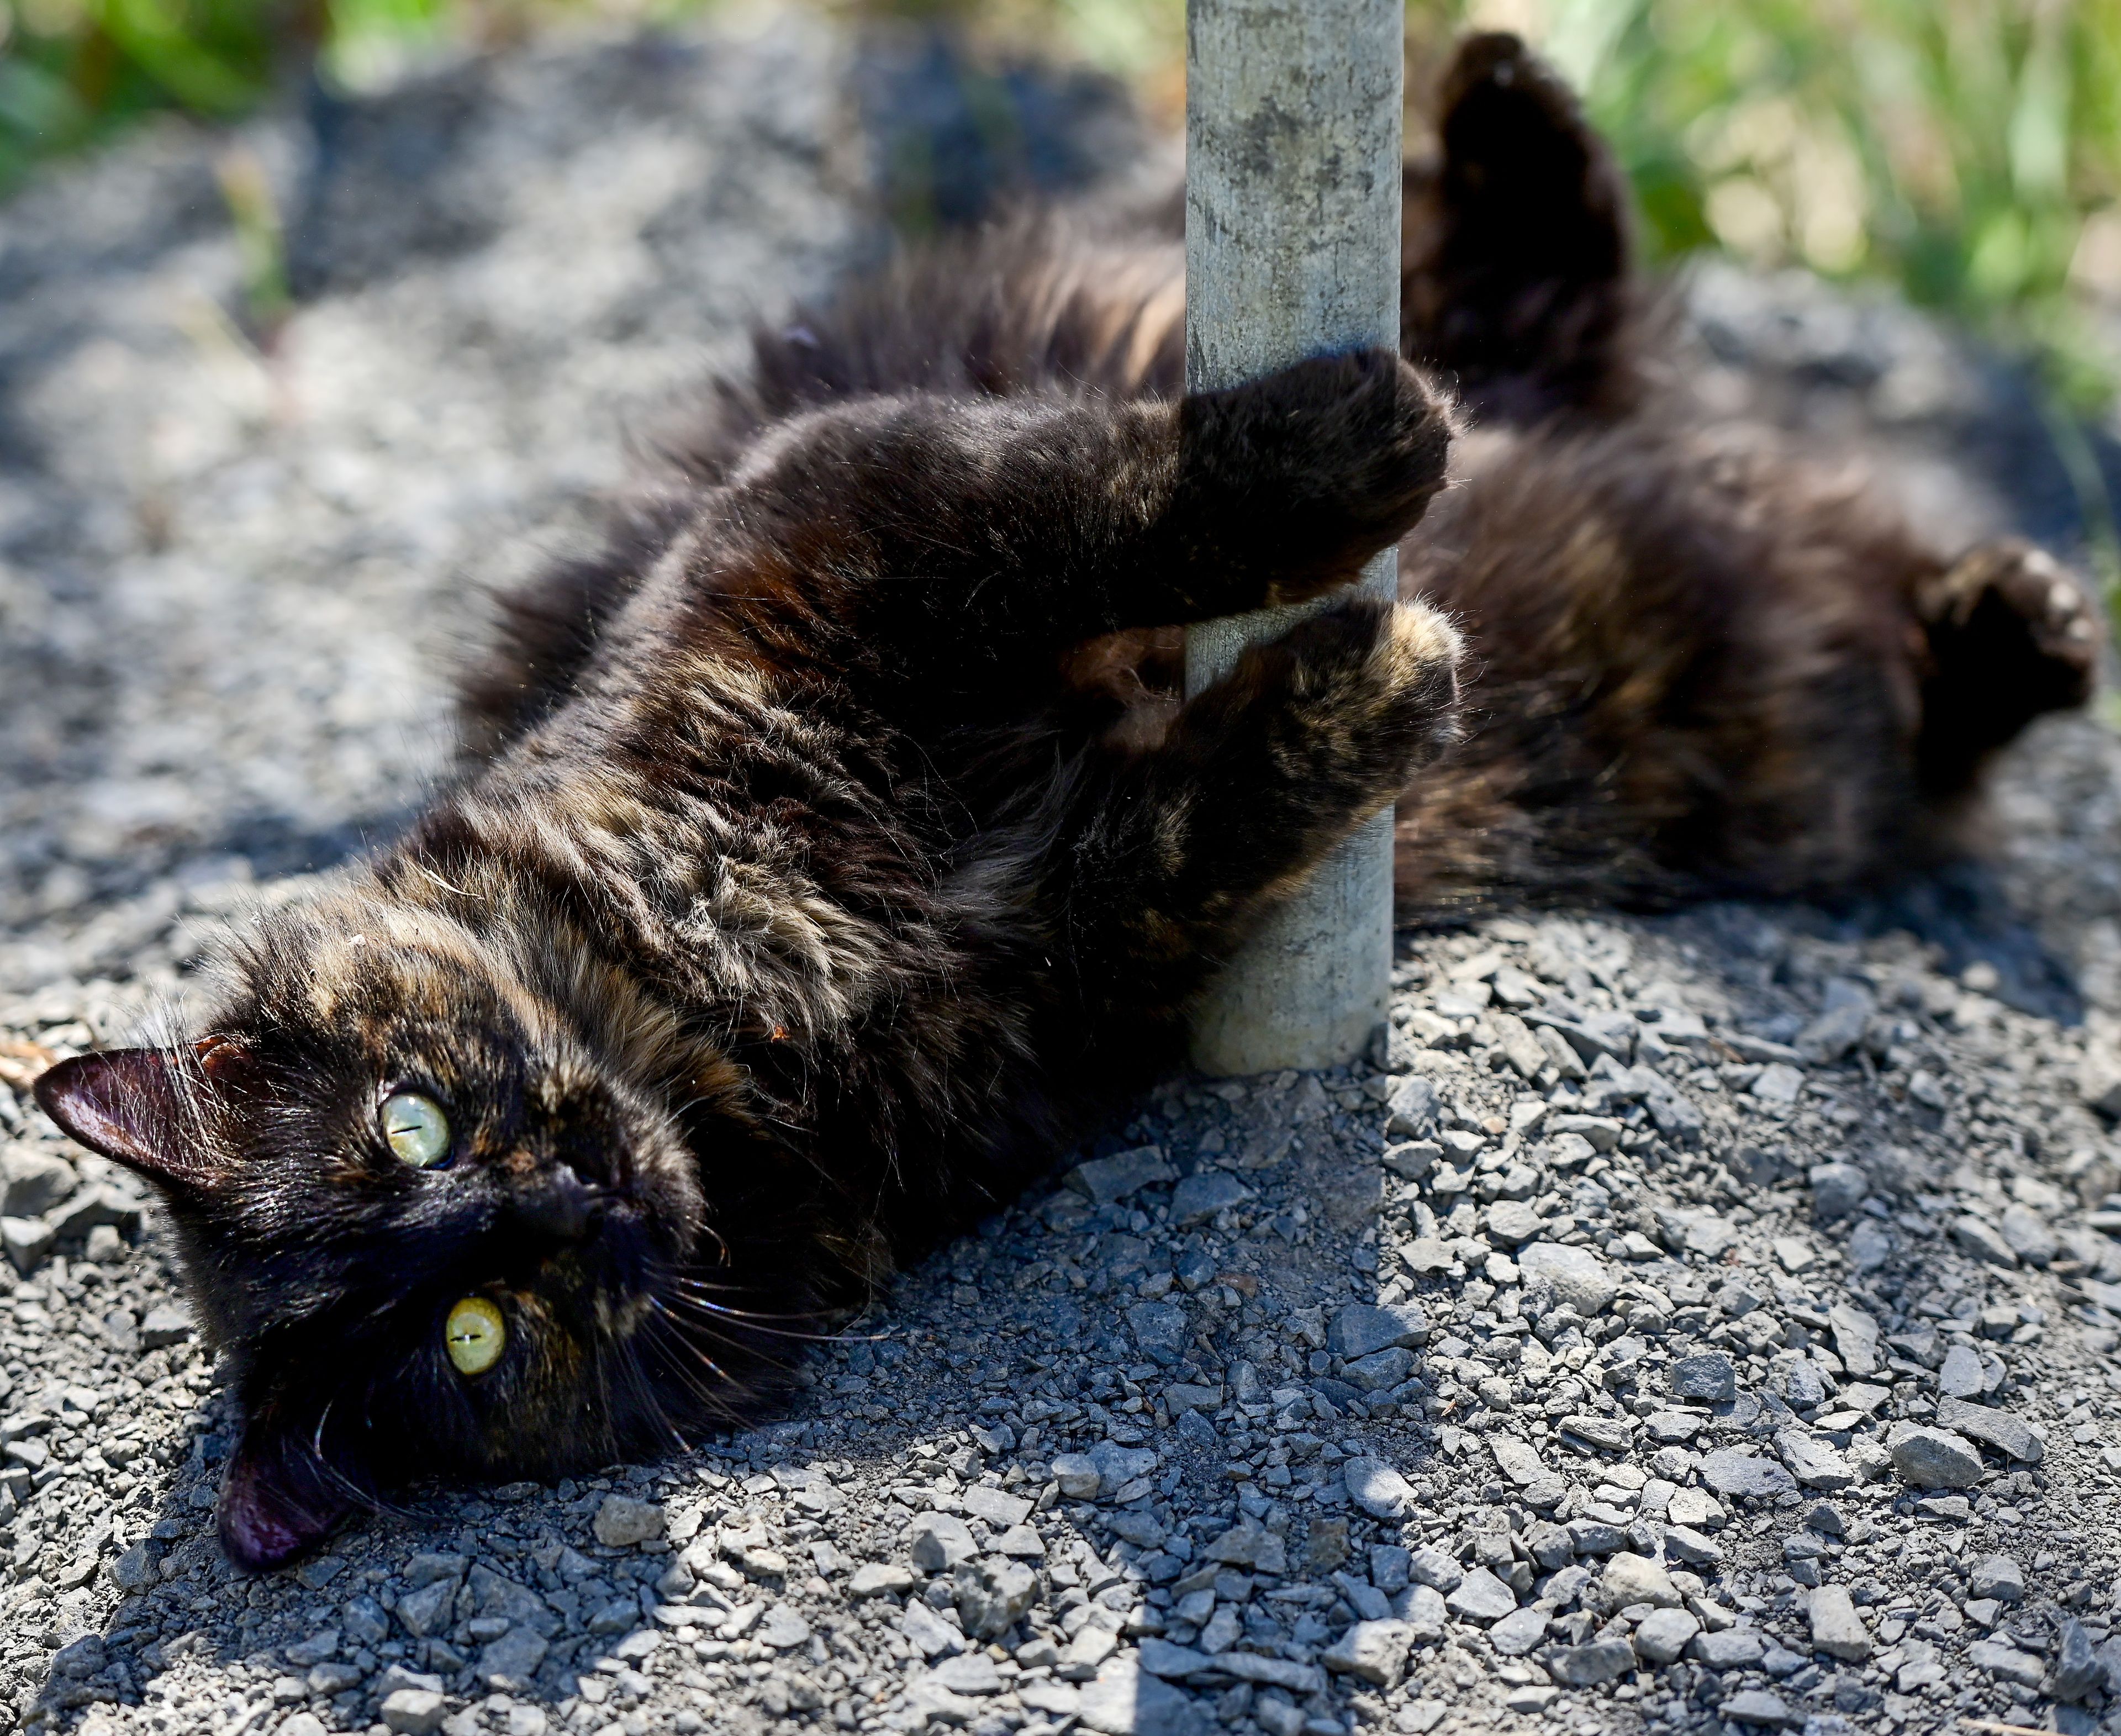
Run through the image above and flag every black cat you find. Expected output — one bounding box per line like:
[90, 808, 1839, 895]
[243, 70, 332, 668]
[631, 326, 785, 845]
[35, 34, 2092, 1571]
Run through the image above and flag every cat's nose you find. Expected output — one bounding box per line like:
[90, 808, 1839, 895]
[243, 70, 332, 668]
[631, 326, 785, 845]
[505, 1164, 606, 1245]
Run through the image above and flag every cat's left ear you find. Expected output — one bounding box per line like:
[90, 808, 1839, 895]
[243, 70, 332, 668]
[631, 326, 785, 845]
[33, 1041, 245, 1190]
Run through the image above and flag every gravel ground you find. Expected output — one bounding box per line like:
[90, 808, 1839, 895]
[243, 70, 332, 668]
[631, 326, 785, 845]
[10, 21, 2121, 1736]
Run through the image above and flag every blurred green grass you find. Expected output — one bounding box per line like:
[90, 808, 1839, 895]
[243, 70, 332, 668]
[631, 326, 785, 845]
[7, 0, 2121, 417]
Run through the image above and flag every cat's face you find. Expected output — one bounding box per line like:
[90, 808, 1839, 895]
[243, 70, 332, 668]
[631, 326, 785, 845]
[33, 893, 782, 1570]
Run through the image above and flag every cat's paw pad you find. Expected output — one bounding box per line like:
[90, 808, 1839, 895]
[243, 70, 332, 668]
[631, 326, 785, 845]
[1925, 538, 2099, 707]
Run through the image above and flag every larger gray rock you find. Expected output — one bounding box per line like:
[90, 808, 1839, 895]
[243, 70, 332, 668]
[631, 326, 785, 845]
[1169, 1172, 1252, 1226]
[1545, 1640, 1637, 1686]
[1329, 1302, 1429, 1358]
[1797, 986, 1872, 1063]
[592, 1495, 666, 1548]
[1937, 1397, 2043, 1463]
[1485, 1199, 1545, 1245]
[380, 1691, 447, 1736]
[477, 1627, 548, 1685]
[1968, 1640, 2045, 1688]
[1601, 1553, 1679, 1610]
[1807, 1585, 1871, 1661]
[2054, 1617, 2102, 1702]
[1968, 1555, 2024, 1603]
[1343, 1457, 1417, 1519]
[1654, 1206, 1737, 1258]
[1444, 1566, 1517, 1622]
[1826, 1304, 1880, 1377]
[955, 1557, 1037, 1638]
[1938, 1343, 1986, 1399]
[1670, 1352, 1735, 1401]
[393, 1579, 456, 1639]
[1807, 1162, 1869, 1221]
[1342, 1347, 1415, 1392]
[1690, 1628, 1768, 1669]
[909, 1511, 978, 1571]
[1126, 1301, 1188, 1365]
[1076, 1657, 1210, 1736]
[1950, 1215, 2019, 1267]
[1065, 1147, 1176, 1206]
[1384, 1076, 1439, 1137]
[1406, 1548, 1463, 1593]
[1517, 1242, 1618, 1315]
[1, 1217, 52, 1275]
[1701, 1449, 1797, 1500]
[1887, 1426, 1983, 1489]
[1633, 1608, 1701, 1665]
[1203, 1516, 1286, 1576]
[1, 1148, 74, 1218]
[1998, 1203, 2057, 1267]
[1321, 1619, 1415, 1687]
[1487, 1607, 1550, 1658]
[1774, 1428, 1854, 1491]
[1721, 1690, 1793, 1726]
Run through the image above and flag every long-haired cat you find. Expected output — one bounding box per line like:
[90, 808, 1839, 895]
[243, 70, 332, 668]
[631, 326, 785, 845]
[36, 34, 2094, 1570]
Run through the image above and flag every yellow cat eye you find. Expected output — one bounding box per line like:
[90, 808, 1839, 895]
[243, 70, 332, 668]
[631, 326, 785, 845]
[445, 1296, 506, 1376]
[381, 1092, 450, 1168]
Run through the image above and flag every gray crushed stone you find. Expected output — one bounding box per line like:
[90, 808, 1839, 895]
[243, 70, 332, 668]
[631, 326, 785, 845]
[8, 18, 2121, 1736]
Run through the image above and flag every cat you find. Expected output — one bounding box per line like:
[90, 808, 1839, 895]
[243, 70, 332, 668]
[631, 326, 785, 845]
[35, 33, 2094, 1572]
[38, 350, 1462, 1570]
[471, 33, 2096, 915]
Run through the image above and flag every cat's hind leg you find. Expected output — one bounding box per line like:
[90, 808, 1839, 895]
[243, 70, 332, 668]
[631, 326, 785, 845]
[1023, 594, 1462, 1025]
[1403, 31, 1638, 420]
[1915, 537, 2098, 795]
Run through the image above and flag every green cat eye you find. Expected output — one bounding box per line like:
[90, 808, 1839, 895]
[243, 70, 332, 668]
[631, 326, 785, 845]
[381, 1092, 450, 1168]
[446, 1296, 506, 1375]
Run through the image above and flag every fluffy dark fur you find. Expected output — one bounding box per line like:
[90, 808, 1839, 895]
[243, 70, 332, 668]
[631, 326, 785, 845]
[35, 34, 2094, 1571]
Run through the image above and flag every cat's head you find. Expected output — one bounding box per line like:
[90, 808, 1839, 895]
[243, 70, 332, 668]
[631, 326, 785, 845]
[34, 880, 802, 1570]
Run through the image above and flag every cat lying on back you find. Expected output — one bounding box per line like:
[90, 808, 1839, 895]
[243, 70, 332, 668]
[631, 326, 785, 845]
[36, 34, 2094, 1569]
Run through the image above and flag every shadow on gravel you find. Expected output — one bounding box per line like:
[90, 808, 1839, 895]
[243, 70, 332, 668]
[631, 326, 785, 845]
[1696, 862, 2087, 1027]
[24, 1063, 1441, 1736]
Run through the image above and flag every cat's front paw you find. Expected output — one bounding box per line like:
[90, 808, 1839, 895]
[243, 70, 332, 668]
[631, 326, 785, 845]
[1178, 349, 1455, 606]
[1274, 595, 1465, 803]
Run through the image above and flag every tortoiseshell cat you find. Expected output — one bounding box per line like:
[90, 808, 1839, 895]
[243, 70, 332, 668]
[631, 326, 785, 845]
[36, 34, 2094, 1570]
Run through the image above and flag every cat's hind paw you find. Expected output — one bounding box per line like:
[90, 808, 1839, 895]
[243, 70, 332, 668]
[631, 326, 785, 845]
[1922, 537, 2098, 709]
[1916, 537, 2099, 788]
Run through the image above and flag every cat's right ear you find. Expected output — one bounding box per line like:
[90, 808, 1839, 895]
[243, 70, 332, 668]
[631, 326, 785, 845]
[33, 1043, 236, 1189]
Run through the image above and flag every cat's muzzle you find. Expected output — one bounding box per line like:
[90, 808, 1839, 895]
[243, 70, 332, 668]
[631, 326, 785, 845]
[504, 1162, 609, 1245]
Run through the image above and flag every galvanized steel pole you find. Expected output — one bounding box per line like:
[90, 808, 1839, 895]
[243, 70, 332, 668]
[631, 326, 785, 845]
[1184, 0, 1405, 1076]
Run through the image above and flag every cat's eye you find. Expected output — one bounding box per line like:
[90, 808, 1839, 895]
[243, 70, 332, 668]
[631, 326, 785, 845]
[381, 1092, 450, 1168]
[445, 1296, 506, 1375]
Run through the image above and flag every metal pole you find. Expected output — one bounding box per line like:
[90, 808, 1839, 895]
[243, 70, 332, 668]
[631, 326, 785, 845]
[1184, 0, 1405, 1077]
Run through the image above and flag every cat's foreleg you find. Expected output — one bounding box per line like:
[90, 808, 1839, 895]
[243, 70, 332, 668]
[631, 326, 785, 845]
[1036, 594, 1463, 1010]
[704, 350, 1452, 659]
